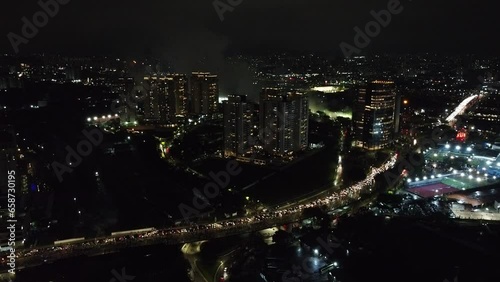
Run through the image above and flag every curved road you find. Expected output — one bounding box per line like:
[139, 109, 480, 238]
[5, 154, 398, 273]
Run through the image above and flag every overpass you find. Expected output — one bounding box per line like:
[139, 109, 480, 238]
[5, 154, 398, 272]
[446, 94, 482, 127]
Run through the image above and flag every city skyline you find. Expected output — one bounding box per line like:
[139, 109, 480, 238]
[1, 1, 500, 281]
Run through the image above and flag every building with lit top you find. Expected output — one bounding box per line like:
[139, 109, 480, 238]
[353, 80, 396, 150]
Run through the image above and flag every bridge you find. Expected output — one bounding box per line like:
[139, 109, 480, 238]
[446, 94, 482, 127]
[5, 154, 398, 273]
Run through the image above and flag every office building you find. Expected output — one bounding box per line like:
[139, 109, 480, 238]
[353, 80, 396, 150]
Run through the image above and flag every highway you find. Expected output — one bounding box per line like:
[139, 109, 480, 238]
[4, 154, 398, 273]
[445, 94, 482, 127]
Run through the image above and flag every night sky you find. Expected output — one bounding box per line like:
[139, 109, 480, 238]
[1, 0, 499, 58]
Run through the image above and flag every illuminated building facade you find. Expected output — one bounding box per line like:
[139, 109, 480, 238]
[113, 77, 137, 124]
[223, 95, 253, 158]
[353, 80, 396, 150]
[166, 74, 188, 116]
[259, 89, 309, 155]
[190, 72, 219, 115]
[144, 76, 177, 125]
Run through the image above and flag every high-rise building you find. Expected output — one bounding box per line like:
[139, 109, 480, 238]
[166, 74, 188, 116]
[144, 76, 177, 125]
[259, 89, 309, 155]
[394, 93, 402, 134]
[190, 72, 219, 115]
[353, 80, 396, 150]
[113, 77, 137, 124]
[223, 95, 253, 158]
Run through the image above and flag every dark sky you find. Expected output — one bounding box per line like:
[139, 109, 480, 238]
[1, 0, 499, 58]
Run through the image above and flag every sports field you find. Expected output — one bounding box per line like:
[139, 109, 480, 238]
[441, 177, 477, 190]
[408, 183, 459, 198]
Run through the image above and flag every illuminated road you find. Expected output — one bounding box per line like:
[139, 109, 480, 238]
[6, 154, 398, 273]
[445, 94, 481, 126]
